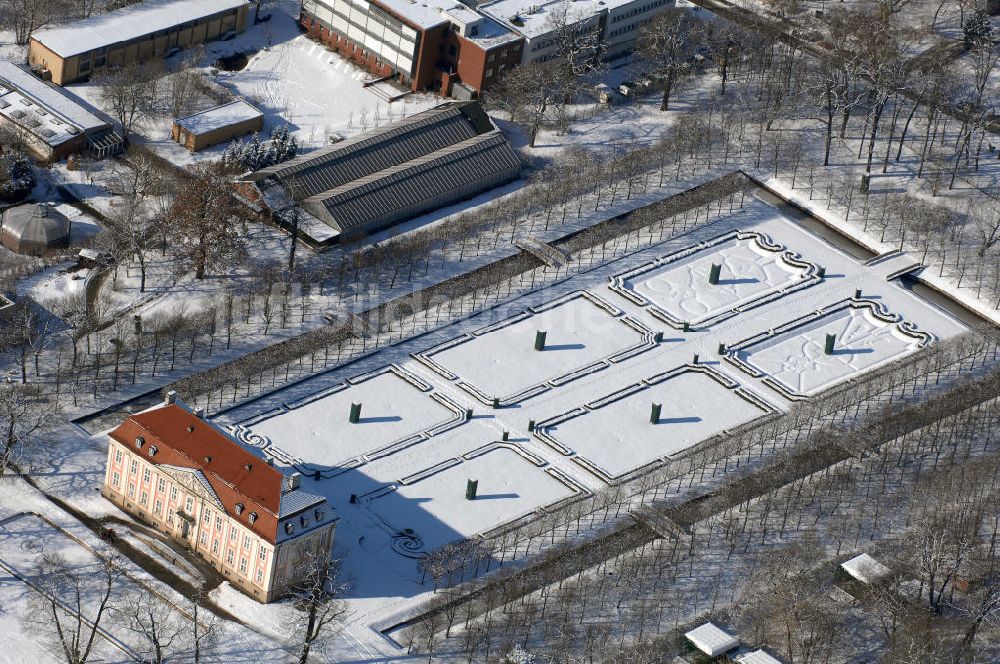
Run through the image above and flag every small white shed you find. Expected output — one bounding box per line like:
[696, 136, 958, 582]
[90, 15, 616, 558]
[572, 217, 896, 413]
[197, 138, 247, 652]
[737, 649, 784, 664]
[841, 553, 891, 584]
[684, 622, 739, 657]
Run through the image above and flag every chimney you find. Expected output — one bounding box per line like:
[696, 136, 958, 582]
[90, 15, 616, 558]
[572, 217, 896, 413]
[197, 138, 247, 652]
[165, 390, 177, 405]
[284, 472, 301, 492]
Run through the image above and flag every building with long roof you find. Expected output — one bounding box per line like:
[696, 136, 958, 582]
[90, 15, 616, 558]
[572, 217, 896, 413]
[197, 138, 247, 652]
[0, 61, 120, 162]
[29, 0, 250, 86]
[102, 393, 336, 603]
[239, 100, 520, 245]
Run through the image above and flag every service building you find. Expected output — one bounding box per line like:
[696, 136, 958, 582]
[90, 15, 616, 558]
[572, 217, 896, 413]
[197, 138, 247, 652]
[171, 100, 264, 152]
[479, 0, 672, 64]
[29, 0, 251, 86]
[0, 61, 121, 162]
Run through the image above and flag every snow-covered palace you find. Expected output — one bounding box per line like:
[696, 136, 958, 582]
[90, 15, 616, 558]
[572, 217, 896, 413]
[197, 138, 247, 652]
[102, 394, 336, 603]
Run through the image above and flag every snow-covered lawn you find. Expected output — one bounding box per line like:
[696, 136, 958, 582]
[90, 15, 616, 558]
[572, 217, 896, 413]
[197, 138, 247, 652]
[0, 513, 141, 661]
[367, 445, 580, 552]
[242, 365, 463, 468]
[733, 300, 930, 398]
[542, 367, 771, 480]
[419, 292, 653, 405]
[616, 230, 818, 327]
[214, 31, 438, 149]
[63, 0, 440, 164]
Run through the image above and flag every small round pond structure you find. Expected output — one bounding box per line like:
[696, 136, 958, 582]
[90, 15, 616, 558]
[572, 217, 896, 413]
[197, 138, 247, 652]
[1, 203, 71, 255]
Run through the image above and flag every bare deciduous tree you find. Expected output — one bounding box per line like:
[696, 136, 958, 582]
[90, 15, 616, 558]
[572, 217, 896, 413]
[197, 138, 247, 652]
[0, 380, 54, 476]
[25, 552, 123, 664]
[97, 61, 163, 141]
[636, 9, 698, 112]
[167, 163, 246, 279]
[288, 555, 349, 664]
[111, 587, 185, 664]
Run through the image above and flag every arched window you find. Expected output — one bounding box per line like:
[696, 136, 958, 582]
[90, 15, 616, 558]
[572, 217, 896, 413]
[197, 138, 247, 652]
[248, 512, 258, 524]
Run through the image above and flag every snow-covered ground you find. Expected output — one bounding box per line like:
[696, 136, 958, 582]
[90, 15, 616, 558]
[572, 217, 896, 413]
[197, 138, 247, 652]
[369, 445, 580, 553]
[542, 367, 771, 479]
[0, 477, 280, 664]
[735, 300, 928, 397]
[63, 0, 439, 166]
[419, 292, 653, 405]
[618, 230, 819, 327]
[243, 364, 462, 469]
[207, 193, 966, 659]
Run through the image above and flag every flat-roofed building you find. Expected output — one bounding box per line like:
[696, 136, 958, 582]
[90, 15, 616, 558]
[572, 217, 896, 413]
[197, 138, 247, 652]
[479, 0, 672, 64]
[299, 0, 523, 96]
[102, 394, 337, 603]
[29, 0, 251, 86]
[240, 100, 520, 245]
[0, 61, 121, 162]
[171, 100, 264, 152]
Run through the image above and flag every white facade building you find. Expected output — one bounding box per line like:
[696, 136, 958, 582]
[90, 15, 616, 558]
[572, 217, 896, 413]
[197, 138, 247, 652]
[479, 0, 672, 65]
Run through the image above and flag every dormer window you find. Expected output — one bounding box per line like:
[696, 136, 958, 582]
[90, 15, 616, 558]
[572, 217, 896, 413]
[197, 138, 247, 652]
[235, 503, 245, 515]
[285, 523, 294, 535]
[248, 512, 258, 524]
[147, 445, 157, 457]
[204, 456, 212, 463]
[315, 509, 324, 521]
[187, 424, 195, 432]
[300, 515, 309, 527]
[135, 436, 144, 449]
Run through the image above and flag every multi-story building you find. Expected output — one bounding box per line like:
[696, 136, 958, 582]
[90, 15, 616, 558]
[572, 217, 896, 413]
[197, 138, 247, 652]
[102, 394, 336, 603]
[29, 0, 251, 86]
[479, 0, 672, 64]
[299, 0, 523, 96]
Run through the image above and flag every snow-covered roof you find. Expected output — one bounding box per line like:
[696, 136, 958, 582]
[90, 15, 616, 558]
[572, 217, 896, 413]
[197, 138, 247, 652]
[32, 0, 249, 59]
[441, 3, 482, 24]
[841, 553, 891, 584]
[367, 0, 449, 30]
[1, 204, 71, 249]
[479, 0, 609, 39]
[464, 14, 523, 49]
[0, 61, 109, 146]
[684, 623, 739, 657]
[174, 100, 263, 136]
[278, 488, 326, 517]
[737, 650, 784, 664]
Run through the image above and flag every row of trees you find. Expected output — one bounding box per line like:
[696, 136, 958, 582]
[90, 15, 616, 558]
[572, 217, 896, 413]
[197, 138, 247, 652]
[404, 360, 1000, 662]
[0, 0, 140, 45]
[24, 548, 346, 664]
[396, 329, 1000, 655]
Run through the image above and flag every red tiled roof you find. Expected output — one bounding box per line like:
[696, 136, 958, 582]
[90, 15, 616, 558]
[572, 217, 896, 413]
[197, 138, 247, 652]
[109, 404, 283, 543]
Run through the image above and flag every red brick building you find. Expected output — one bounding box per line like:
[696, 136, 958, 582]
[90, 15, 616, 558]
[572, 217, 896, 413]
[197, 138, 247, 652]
[299, 0, 522, 97]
